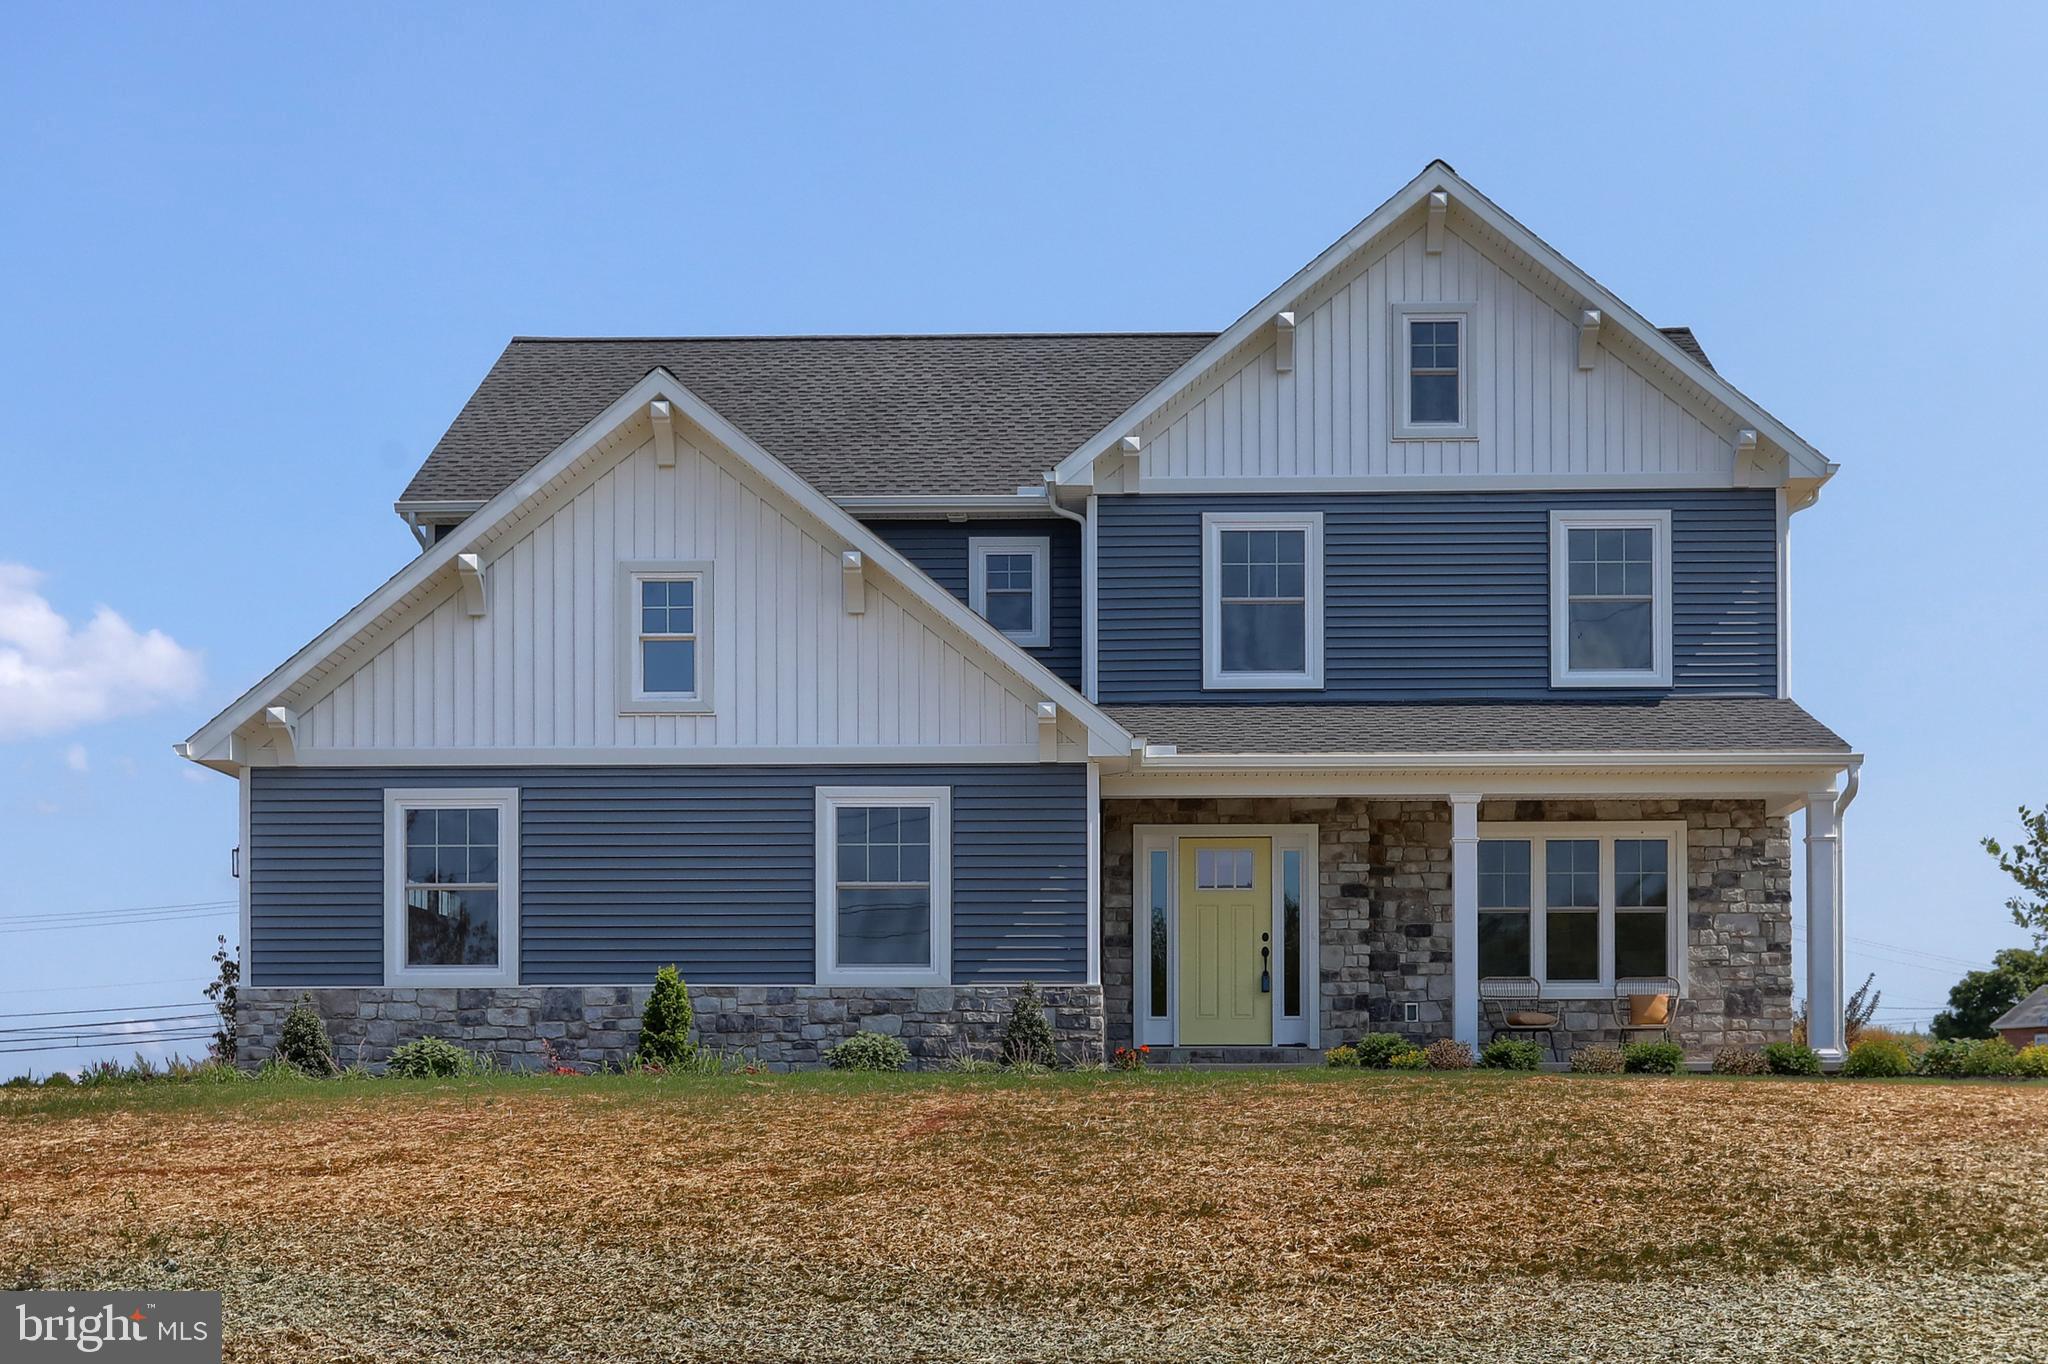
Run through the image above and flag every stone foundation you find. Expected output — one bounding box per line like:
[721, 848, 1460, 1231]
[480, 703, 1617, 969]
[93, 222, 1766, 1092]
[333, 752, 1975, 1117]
[1102, 797, 1792, 1058]
[238, 983, 1105, 1072]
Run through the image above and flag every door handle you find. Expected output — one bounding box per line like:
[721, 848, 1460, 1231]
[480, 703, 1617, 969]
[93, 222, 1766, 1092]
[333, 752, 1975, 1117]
[1260, 934, 1271, 994]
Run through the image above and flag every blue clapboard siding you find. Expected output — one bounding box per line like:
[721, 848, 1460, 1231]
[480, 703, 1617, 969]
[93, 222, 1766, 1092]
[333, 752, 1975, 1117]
[1097, 491, 1779, 702]
[862, 517, 1083, 686]
[248, 764, 1088, 988]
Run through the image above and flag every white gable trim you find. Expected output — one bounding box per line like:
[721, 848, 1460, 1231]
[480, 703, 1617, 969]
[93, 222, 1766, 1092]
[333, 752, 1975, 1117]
[1049, 160, 1832, 490]
[181, 369, 1133, 770]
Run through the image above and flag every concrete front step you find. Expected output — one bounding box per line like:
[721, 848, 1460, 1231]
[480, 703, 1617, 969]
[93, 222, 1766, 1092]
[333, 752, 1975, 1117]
[1149, 1045, 1323, 1067]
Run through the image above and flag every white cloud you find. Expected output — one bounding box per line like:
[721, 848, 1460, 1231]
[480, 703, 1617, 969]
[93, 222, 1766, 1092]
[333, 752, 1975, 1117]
[0, 564, 203, 741]
[64, 742, 88, 772]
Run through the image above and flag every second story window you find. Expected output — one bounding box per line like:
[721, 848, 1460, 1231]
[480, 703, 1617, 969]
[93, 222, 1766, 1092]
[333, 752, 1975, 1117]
[968, 536, 1050, 648]
[1392, 304, 1475, 439]
[1202, 511, 1323, 690]
[1549, 510, 1672, 688]
[618, 561, 715, 714]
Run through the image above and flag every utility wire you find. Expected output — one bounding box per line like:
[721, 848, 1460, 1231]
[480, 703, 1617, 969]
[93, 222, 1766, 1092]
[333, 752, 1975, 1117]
[0, 898, 238, 924]
[0, 976, 212, 998]
[0, 907, 234, 935]
[0, 1001, 211, 1021]
[0, 1012, 212, 1038]
[0, 1031, 217, 1057]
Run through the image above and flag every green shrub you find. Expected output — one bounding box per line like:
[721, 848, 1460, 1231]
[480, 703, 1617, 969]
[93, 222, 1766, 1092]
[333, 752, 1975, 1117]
[277, 996, 338, 1076]
[1761, 1042, 1821, 1077]
[1711, 1046, 1771, 1076]
[1916, 1038, 1971, 1077]
[1424, 1038, 1473, 1070]
[1000, 982, 1058, 1068]
[385, 1036, 474, 1079]
[1570, 1046, 1625, 1075]
[1622, 1041, 1685, 1075]
[1387, 1048, 1428, 1070]
[637, 964, 696, 1067]
[1479, 1038, 1544, 1071]
[40, 1071, 75, 1088]
[2015, 1045, 2048, 1079]
[823, 1031, 911, 1072]
[1963, 1038, 2020, 1077]
[1323, 1045, 1361, 1068]
[1840, 1037, 1913, 1078]
[1353, 1033, 1410, 1069]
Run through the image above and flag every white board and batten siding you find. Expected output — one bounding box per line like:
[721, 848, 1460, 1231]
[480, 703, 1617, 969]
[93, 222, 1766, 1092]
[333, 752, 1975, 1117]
[1124, 221, 1740, 491]
[290, 427, 1069, 760]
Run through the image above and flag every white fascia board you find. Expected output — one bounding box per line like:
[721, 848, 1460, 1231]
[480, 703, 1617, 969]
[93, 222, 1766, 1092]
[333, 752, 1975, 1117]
[183, 368, 1134, 769]
[1106, 752, 1859, 803]
[1125, 748, 1860, 773]
[392, 498, 488, 521]
[832, 493, 1057, 518]
[1049, 160, 1832, 489]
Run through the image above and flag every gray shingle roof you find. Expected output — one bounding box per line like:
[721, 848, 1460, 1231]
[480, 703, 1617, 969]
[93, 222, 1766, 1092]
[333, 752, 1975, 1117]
[400, 333, 1217, 505]
[1658, 326, 1715, 372]
[1993, 984, 2048, 1032]
[1106, 698, 1849, 755]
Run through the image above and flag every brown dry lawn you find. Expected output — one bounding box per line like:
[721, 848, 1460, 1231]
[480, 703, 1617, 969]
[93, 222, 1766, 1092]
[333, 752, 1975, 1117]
[4, 1069, 2047, 1362]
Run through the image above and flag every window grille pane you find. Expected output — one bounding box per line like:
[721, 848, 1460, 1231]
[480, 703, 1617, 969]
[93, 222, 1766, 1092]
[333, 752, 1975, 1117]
[1615, 911, 1669, 977]
[836, 887, 932, 966]
[1220, 601, 1306, 672]
[1615, 839, 1669, 907]
[1545, 839, 1601, 908]
[1546, 910, 1599, 980]
[1478, 839, 1531, 909]
[406, 887, 499, 967]
[1567, 600, 1653, 671]
[1478, 911, 1531, 977]
[642, 638, 697, 694]
[985, 590, 1033, 633]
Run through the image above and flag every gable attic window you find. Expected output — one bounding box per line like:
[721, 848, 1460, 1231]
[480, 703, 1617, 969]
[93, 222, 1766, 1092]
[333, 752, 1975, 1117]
[617, 561, 715, 715]
[1548, 510, 1673, 688]
[1201, 511, 1324, 690]
[968, 536, 1051, 648]
[1391, 303, 1476, 439]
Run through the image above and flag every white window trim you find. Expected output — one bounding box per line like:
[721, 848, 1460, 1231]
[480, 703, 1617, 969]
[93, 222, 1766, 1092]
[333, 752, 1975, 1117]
[1201, 510, 1325, 691]
[616, 560, 714, 715]
[383, 787, 520, 988]
[1475, 820, 1688, 999]
[1130, 823, 1320, 1049]
[1549, 509, 1674, 689]
[814, 785, 953, 987]
[967, 535, 1051, 649]
[1390, 302, 1477, 440]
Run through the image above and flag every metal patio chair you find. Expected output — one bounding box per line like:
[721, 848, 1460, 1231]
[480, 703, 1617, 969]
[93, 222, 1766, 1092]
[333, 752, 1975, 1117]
[1480, 976, 1561, 1061]
[1612, 976, 1682, 1045]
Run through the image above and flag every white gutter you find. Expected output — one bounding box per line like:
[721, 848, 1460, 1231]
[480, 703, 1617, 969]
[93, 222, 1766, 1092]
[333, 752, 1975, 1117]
[833, 492, 1053, 518]
[1040, 473, 1085, 528]
[1127, 748, 1862, 774]
[1834, 758, 1861, 817]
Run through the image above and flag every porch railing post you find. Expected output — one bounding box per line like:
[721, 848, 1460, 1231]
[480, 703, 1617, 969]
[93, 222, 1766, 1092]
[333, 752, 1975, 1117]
[1803, 786, 1845, 1063]
[1450, 793, 1483, 1049]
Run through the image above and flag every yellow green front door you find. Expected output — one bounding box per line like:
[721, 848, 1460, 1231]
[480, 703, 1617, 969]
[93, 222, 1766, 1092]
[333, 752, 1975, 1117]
[1177, 838, 1273, 1045]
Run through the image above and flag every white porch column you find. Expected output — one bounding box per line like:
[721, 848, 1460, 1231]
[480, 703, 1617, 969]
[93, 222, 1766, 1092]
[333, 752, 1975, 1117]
[1450, 793, 1483, 1048]
[1803, 787, 1845, 1063]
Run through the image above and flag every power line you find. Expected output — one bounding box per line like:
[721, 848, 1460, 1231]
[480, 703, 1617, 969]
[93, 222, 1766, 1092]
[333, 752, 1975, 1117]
[0, 976, 211, 998]
[0, 1030, 217, 1058]
[0, 908, 234, 935]
[0, 898, 237, 924]
[0, 1012, 212, 1036]
[0, 1001, 207, 1021]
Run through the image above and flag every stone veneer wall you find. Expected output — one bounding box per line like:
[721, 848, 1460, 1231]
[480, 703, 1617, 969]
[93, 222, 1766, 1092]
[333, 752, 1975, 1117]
[1101, 797, 1792, 1057]
[237, 983, 1105, 1072]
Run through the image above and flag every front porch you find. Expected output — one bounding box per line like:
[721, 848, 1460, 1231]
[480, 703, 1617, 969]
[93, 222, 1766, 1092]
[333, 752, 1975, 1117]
[1100, 793, 1842, 1061]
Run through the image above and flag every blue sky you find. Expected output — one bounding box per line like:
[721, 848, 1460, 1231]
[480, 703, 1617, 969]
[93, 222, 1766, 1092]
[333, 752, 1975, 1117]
[3, 5, 2044, 1075]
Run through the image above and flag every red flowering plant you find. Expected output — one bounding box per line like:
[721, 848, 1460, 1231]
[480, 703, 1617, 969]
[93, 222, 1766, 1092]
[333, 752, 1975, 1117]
[1110, 1044, 1151, 1072]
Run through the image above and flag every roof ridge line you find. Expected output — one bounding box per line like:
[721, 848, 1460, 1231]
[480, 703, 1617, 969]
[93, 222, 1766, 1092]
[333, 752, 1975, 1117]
[504, 331, 1223, 343]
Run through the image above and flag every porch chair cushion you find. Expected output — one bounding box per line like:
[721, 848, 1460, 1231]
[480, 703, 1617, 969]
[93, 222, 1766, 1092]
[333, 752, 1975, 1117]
[1628, 993, 1672, 1027]
[1505, 1010, 1558, 1028]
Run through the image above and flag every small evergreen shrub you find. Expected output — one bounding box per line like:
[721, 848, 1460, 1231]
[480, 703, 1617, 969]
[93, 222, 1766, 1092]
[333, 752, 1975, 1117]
[1710, 1046, 1771, 1076]
[1000, 982, 1058, 1068]
[2014, 1045, 2048, 1079]
[823, 1031, 911, 1072]
[385, 1036, 474, 1079]
[1622, 1041, 1685, 1075]
[1962, 1038, 2020, 1077]
[1387, 1048, 1428, 1070]
[1840, 1037, 1913, 1078]
[1353, 1033, 1410, 1069]
[1570, 1046, 1625, 1075]
[1916, 1038, 1971, 1077]
[1761, 1041, 1821, 1077]
[41, 1071, 75, 1088]
[1423, 1038, 1474, 1070]
[277, 996, 338, 1076]
[1323, 1044, 1361, 1068]
[1479, 1038, 1544, 1071]
[637, 964, 696, 1067]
